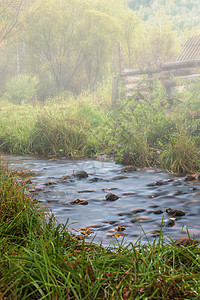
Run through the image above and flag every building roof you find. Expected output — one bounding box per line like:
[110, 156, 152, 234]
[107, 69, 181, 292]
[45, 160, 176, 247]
[176, 35, 200, 61]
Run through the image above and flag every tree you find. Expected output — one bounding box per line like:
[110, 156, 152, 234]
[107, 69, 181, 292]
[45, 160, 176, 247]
[148, 10, 180, 65]
[120, 9, 146, 68]
[0, 0, 26, 46]
[78, 9, 119, 89]
[26, 0, 89, 93]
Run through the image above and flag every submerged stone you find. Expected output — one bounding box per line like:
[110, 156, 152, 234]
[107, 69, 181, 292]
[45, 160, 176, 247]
[147, 180, 168, 187]
[111, 175, 129, 180]
[105, 193, 119, 201]
[132, 208, 146, 214]
[74, 171, 88, 179]
[175, 237, 200, 247]
[153, 210, 164, 214]
[166, 208, 185, 217]
[121, 166, 137, 172]
[165, 219, 175, 227]
[184, 174, 196, 181]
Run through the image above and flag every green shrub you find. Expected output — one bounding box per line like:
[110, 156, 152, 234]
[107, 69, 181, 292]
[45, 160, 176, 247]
[4, 75, 39, 104]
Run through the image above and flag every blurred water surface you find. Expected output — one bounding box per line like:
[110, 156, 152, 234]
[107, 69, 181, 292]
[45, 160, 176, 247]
[3, 154, 200, 246]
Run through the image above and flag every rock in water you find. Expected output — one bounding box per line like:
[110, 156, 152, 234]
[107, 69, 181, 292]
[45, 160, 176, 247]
[184, 174, 196, 181]
[74, 171, 88, 179]
[105, 193, 119, 201]
[175, 237, 200, 247]
[166, 208, 185, 217]
[121, 166, 137, 172]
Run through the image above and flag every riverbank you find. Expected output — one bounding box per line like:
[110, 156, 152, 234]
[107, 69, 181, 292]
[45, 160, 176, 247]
[1, 163, 200, 299]
[0, 81, 200, 174]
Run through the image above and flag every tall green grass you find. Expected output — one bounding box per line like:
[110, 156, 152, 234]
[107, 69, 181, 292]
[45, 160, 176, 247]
[0, 80, 200, 173]
[1, 165, 200, 299]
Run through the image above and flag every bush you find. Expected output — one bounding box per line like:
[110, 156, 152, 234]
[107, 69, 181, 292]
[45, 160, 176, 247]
[4, 75, 39, 104]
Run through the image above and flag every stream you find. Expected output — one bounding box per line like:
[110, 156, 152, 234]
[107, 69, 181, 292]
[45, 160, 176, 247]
[3, 154, 200, 246]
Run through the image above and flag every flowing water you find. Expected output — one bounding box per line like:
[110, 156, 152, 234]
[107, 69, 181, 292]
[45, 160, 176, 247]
[3, 154, 200, 246]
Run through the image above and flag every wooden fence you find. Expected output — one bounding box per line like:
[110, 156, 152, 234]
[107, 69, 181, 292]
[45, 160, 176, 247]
[111, 59, 200, 105]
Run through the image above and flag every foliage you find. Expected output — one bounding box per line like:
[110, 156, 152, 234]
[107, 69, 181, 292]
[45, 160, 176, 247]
[1, 0, 193, 95]
[1, 78, 200, 173]
[128, 0, 200, 30]
[4, 75, 39, 104]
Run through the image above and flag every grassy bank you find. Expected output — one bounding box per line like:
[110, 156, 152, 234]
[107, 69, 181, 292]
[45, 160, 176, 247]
[0, 81, 200, 173]
[1, 163, 200, 299]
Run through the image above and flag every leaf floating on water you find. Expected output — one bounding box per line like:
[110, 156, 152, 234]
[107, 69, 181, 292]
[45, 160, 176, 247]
[114, 233, 125, 238]
[78, 227, 94, 236]
[25, 179, 33, 184]
[117, 226, 126, 231]
[71, 199, 88, 205]
[44, 181, 57, 186]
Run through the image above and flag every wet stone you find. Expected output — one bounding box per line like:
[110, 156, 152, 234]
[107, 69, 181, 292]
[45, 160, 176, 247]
[130, 216, 150, 223]
[89, 177, 99, 182]
[29, 188, 43, 193]
[111, 175, 129, 180]
[175, 237, 200, 247]
[44, 181, 57, 186]
[173, 190, 187, 196]
[103, 221, 118, 225]
[122, 192, 136, 196]
[78, 190, 95, 193]
[132, 209, 146, 214]
[118, 212, 132, 216]
[89, 224, 104, 229]
[105, 193, 119, 201]
[74, 171, 88, 179]
[166, 208, 185, 217]
[164, 219, 175, 227]
[121, 166, 137, 173]
[184, 174, 196, 181]
[147, 180, 168, 187]
[153, 210, 164, 214]
[89, 177, 108, 183]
